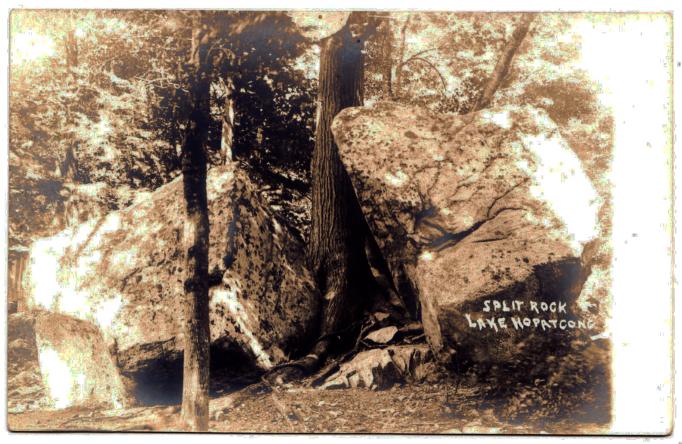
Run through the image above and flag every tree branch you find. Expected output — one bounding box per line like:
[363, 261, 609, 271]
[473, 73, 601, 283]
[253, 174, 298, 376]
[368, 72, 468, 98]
[402, 56, 447, 92]
[471, 13, 537, 112]
[394, 14, 411, 97]
[401, 45, 443, 65]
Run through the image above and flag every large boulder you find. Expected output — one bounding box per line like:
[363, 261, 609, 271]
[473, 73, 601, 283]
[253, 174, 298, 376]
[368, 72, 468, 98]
[8, 311, 129, 412]
[23, 164, 319, 389]
[332, 102, 602, 364]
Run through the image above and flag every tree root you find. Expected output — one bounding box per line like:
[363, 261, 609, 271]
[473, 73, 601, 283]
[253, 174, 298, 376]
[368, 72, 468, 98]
[264, 339, 330, 385]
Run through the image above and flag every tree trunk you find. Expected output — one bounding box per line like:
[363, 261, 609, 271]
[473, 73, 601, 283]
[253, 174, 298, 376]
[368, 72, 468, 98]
[64, 29, 78, 68]
[472, 13, 536, 112]
[308, 17, 364, 354]
[264, 14, 406, 385]
[8, 248, 29, 314]
[61, 23, 80, 228]
[379, 16, 394, 99]
[308, 16, 375, 360]
[180, 23, 211, 432]
[394, 14, 410, 98]
[220, 77, 235, 164]
[62, 23, 78, 181]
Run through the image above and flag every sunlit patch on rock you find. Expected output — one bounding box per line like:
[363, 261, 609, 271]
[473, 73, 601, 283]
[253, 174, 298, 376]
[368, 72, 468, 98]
[32, 311, 129, 410]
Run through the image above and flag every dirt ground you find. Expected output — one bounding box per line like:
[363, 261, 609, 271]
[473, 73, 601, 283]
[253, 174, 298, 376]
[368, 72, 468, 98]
[8, 380, 609, 434]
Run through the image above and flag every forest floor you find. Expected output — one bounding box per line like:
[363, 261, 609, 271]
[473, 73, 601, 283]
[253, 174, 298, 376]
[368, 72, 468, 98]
[8, 379, 609, 434]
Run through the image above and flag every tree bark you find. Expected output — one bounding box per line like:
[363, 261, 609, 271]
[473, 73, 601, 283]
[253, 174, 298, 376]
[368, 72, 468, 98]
[64, 29, 78, 68]
[180, 22, 211, 432]
[62, 22, 79, 181]
[220, 77, 235, 164]
[8, 248, 29, 314]
[308, 15, 376, 361]
[471, 13, 536, 112]
[379, 16, 394, 98]
[394, 14, 410, 98]
[61, 22, 80, 228]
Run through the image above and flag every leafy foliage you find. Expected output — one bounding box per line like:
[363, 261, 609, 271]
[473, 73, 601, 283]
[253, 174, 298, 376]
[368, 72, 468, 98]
[9, 11, 316, 246]
[10, 11, 184, 246]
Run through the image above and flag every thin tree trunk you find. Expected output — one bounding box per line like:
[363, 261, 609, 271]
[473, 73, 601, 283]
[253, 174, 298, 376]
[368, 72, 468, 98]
[61, 145, 78, 181]
[61, 22, 80, 228]
[62, 22, 78, 181]
[64, 29, 78, 68]
[471, 13, 536, 112]
[379, 16, 394, 99]
[180, 23, 211, 432]
[394, 14, 410, 98]
[8, 249, 29, 314]
[220, 77, 235, 164]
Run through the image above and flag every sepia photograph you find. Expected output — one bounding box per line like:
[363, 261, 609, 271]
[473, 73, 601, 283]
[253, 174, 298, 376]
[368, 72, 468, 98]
[3, 3, 674, 435]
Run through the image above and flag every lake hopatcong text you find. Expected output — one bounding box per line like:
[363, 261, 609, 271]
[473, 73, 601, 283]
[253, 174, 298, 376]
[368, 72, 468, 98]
[463, 299, 595, 332]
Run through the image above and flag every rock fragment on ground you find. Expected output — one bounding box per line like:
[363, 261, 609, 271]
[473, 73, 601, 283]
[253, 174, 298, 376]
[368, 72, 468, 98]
[8, 311, 129, 412]
[321, 345, 435, 390]
[364, 326, 398, 344]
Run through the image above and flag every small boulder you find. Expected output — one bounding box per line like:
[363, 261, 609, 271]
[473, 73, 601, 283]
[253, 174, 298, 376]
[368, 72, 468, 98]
[364, 326, 398, 345]
[8, 313, 49, 413]
[8, 311, 129, 411]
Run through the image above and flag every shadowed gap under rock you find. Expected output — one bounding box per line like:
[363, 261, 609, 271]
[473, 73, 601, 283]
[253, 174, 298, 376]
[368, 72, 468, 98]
[122, 340, 262, 406]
